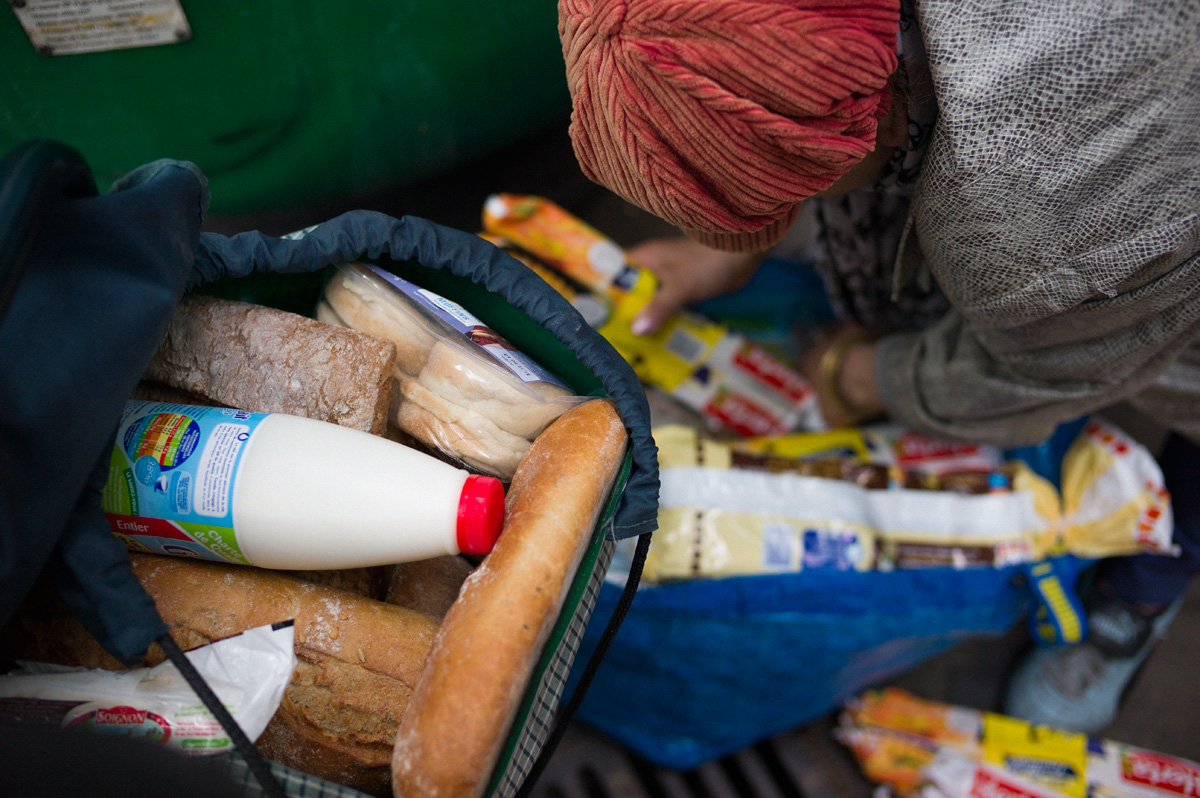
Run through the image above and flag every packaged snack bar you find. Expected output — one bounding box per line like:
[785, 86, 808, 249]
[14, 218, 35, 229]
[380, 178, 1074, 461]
[482, 195, 643, 301]
[978, 714, 1089, 798]
[735, 427, 873, 461]
[837, 724, 940, 797]
[862, 425, 1007, 477]
[1087, 740, 1200, 798]
[846, 688, 983, 752]
[920, 749, 1074, 798]
[481, 193, 822, 437]
[841, 689, 1200, 798]
[319, 262, 584, 479]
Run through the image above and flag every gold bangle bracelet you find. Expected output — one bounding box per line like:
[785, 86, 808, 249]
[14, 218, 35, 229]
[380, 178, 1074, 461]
[817, 332, 875, 425]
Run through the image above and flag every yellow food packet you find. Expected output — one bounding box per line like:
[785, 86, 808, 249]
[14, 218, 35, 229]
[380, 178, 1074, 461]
[735, 427, 872, 460]
[980, 713, 1088, 798]
[1060, 420, 1176, 557]
[483, 194, 821, 437]
[847, 688, 982, 752]
[482, 194, 646, 301]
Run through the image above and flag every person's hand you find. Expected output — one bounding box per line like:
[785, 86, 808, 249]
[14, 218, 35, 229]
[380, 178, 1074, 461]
[626, 237, 766, 335]
[800, 323, 887, 428]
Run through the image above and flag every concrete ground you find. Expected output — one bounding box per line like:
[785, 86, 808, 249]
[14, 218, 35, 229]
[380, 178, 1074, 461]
[207, 121, 1200, 798]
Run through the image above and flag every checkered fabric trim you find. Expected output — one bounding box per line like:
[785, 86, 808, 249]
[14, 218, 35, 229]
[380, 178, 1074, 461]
[221, 752, 374, 798]
[491, 536, 617, 798]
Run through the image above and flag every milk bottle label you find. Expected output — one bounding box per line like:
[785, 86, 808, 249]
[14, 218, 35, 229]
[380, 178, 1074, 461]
[102, 401, 267, 564]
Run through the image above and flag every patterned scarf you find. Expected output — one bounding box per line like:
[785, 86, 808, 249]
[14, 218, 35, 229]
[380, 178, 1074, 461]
[809, 0, 949, 336]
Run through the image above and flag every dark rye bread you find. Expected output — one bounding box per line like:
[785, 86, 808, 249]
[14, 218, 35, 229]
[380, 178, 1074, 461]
[144, 294, 396, 435]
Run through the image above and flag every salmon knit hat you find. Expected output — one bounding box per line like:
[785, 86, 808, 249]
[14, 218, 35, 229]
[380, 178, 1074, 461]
[559, 0, 900, 252]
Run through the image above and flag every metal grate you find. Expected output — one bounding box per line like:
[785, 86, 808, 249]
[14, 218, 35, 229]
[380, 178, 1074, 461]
[526, 719, 873, 798]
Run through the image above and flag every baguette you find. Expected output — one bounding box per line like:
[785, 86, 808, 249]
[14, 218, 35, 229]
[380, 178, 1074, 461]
[144, 294, 397, 435]
[392, 399, 628, 798]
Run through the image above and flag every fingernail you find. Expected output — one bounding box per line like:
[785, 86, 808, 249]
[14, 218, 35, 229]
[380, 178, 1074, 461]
[631, 315, 652, 336]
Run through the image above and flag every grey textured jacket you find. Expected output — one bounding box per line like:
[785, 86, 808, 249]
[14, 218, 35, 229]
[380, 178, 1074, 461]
[876, 0, 1200, 446]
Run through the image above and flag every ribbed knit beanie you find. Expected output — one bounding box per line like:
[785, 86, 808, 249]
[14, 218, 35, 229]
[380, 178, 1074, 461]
[560, 0, 900, 252]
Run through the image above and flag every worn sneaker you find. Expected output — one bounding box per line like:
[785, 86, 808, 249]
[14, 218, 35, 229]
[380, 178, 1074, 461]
[1004, 594, 1183, 735]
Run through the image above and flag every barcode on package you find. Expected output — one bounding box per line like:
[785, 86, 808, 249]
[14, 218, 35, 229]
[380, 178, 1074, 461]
[485, 346, 542, 383]
[665, 327, 708, 364]
[761, 522, 797, 570]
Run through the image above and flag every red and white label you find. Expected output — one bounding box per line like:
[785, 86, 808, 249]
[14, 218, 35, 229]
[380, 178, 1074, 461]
[105, 513, 192, 542]
[732, 344, 813, 403]
[1122, 749, 1200, 797]
[95, 706, 148, 726]
[891, 431, 983, 466]
[705, 388, 786, 438]
[969, 767, 1056, 798]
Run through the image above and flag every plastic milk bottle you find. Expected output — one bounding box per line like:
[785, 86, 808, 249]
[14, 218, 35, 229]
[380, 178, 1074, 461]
[102, 401, 505, 568]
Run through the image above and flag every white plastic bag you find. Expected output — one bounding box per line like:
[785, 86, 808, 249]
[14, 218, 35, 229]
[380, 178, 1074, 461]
[0, 621, 296, 755]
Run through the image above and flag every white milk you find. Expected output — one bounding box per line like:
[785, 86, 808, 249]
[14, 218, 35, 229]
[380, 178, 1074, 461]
[102, 401, 504, 569]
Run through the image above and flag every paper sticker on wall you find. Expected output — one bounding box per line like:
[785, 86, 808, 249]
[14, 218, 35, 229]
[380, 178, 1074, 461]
[11, 0, 191, 56]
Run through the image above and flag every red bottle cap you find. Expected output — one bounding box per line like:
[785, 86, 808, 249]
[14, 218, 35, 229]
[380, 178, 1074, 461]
[455, 475, 505, 555]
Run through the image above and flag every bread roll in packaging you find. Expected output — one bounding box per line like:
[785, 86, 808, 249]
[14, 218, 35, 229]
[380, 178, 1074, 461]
[319, 262, 584, 480]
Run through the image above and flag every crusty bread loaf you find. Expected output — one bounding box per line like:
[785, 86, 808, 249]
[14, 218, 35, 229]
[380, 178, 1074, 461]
[392, 399, 628, 798]
[12, 555, 439, 797]
[286, 566, 390, 601]
[385, 556, 475, 622]
[144, 294, 396, 435]
[130, 380, 220, 407]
